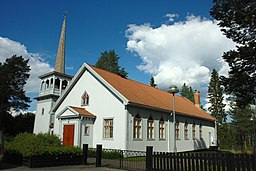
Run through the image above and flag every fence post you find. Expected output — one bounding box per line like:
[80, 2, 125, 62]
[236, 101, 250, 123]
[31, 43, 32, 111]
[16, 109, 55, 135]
[96, 144, 102, 167]
[146, 146, 153, 171]
[82, 144, 88, 165]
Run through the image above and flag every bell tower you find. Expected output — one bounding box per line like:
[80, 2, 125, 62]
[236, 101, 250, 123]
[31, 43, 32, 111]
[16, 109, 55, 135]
[33, 14, 73, 134]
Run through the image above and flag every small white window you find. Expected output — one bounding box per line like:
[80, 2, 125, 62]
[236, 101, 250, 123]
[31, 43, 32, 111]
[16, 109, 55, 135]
[184, 122, 189, 140]
[81, 91, 89, 106]
[134, 115, 142, 139]
[147, 116, 154, 139]
[41, 108, 44, 115]
[199, 124, 203, 139]
[192, 123, 196, 140]
[84, 125, 89, 136]
[176, 122, 180, 140]
[159, 118, 165, 140]
[103, 119, 113, 138]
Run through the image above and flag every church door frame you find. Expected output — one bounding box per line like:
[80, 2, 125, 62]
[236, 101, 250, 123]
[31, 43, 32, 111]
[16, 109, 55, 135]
[63, 124, 75, 146]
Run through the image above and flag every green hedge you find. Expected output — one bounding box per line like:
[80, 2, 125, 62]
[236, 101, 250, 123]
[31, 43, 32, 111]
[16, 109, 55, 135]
[87, 148, 121, 159]
[5, 133, 82, 157]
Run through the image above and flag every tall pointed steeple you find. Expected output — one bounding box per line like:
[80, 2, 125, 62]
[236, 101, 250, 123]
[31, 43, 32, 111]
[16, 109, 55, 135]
[34, 12, 73, 134]
[55, 13, 67, 74]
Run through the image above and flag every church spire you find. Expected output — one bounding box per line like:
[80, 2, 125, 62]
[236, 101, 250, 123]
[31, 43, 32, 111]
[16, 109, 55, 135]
[54, 12, 67, 74]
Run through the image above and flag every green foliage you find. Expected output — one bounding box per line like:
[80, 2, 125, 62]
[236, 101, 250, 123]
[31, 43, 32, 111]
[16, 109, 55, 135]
[181, 83, 189, 98]
[229, 104, 255, 151]
[88, 148, 121, 159]
[149, 76, 157, 88]
[180, 83, 194, 103]
[102, 150, 121, 159]
[95, 50, 128, 77]
[207, 69, 226, 123]
[210, 0, 256, 108]
[88, 148, 96, 157]
[5, 133, 82, 157]
[3, 112, 35, 137]
[0, 55, 31, 129]
[217, 123, 237, 149]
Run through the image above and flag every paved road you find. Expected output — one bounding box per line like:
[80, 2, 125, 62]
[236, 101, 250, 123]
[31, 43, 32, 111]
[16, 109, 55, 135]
[1, 163, 126, 171]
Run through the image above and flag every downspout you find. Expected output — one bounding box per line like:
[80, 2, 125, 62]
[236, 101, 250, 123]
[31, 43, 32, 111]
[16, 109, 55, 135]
[78, 116, 82, 148]
[59, 117, 62, 143]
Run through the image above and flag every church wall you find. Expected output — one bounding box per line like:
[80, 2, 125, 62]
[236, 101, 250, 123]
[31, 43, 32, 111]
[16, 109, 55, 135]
[81, 118, 94, 147]
[33, 99, 54, 134]
[126, 106, 169, 152]
[53, 69, 127, 149]
[126, 106, 216, 152]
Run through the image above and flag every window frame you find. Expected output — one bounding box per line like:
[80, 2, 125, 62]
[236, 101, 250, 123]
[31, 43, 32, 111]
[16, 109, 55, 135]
[103, 119, 113, 139]
[81, 91, 89, 106]
[147, 116, 154, 140]
[41, 108, 45, 115]
[192, 123, 196, 140]
[159, 118, 165, 140]
[84, 124, 89, 136]
[184, 122, 189, 140]
[175, 122, 180, 140]
[133, 115, 142, 140]
[199, 124, 203, 139]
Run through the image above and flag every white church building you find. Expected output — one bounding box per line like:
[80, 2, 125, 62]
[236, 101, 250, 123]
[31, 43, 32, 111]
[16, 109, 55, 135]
[33, 16, 217, 152]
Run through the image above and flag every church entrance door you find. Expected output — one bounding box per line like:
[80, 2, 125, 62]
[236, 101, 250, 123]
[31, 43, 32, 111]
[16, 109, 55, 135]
[63, 125, 74, 146]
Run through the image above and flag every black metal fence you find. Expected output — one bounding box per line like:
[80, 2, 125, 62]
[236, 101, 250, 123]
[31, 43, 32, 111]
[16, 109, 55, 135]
[122, 150, 146, 171]
[83, 145, 256, 171]
[84, 144, 145, 171]
[147, 146, 256, 171]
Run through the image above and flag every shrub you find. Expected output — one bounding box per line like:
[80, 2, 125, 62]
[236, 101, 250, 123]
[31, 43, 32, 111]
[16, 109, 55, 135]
[102, 150, 121, 159]
[88, 148, 96, 157]
[5, 133, 82, 157]
[87, 148, 121, 159]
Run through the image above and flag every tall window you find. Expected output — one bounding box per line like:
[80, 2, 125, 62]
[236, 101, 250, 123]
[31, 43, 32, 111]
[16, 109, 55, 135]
[192, 123, 196, 140]
[84, 125, 89, 136]
[134, 115, 142, 139]
[41, 108, 44, 115]
[199, 124, 203, 139]
[41, 81, 44, 91]
[103, 119, 113, 138]
[147, 116, 154, 139]
[159, 118, 165, 140]
[81, 91, 89, 106]
[184, 122, 189, 140]
[176, 122, 180, 139]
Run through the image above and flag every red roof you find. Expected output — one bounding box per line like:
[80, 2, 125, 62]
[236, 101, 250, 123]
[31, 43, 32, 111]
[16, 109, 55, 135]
[69, 106, 96, 118]
[90, 66, 216, 121]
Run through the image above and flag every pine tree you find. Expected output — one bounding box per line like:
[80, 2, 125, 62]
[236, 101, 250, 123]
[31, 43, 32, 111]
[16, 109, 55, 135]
[210, 0, 256, 108]
[229, 103, 254, 151]
[181, 83, 189, 98]
[208, 69, 226, 123]
[188, 86, 194, 103]
[95, 50, 128, 77]
[149, 76, 157, 88]
[0, 55, 31, 145]
[181, 83, 194, 103]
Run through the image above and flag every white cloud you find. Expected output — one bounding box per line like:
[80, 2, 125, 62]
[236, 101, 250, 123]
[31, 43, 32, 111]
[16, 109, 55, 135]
[165, 13, 179, 22]
[126, 15, 236, 99]
[0, 37, 53, 93]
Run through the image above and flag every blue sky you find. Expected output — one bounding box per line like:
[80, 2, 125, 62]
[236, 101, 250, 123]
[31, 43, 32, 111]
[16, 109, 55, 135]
[0, 0, 236, 112]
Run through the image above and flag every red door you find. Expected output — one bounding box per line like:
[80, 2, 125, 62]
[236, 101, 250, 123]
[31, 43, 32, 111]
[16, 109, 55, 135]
[63, 125, 75, 146]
